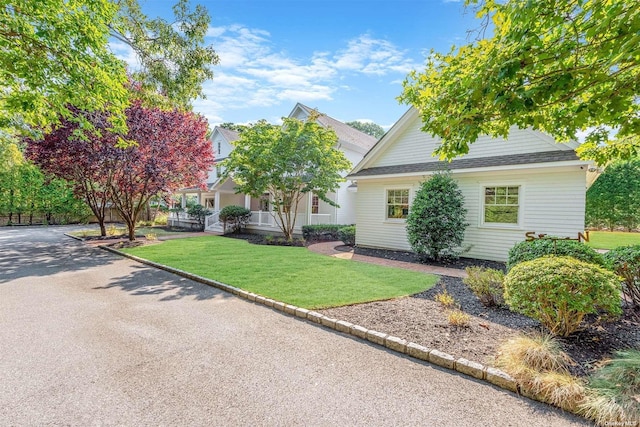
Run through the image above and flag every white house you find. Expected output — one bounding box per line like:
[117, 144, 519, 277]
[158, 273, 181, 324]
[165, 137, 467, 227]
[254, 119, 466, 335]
[170, 103, 377, 234]
[348, 108, 591, 262]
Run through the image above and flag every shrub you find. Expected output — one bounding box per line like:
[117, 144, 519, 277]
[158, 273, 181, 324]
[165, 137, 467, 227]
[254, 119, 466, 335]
[337, 225, 356, 246]
[447, 309, 470, 327]
[219, 205, 251, 233]
[186, 204, 212, 231]
[580, 349, 640, 426]
[604, 244, 640, 308]
[302, 224, 351, 242]
[463, 267, 505, 307]
[406, 171, 468, 261]
[434, 289, 457, 308]
[506, 238, 606, 271]
[504, 256, 622, 336]
[495, 334, 586, 412]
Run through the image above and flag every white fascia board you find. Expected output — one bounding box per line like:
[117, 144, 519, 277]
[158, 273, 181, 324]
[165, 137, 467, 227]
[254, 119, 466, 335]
[349, 159, 590, 181]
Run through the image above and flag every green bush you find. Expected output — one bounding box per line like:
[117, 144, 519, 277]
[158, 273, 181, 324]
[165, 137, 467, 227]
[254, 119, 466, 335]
[219, 205, 251, 233]
[337, 225, 356, 246]
[302, 224, 351, 241]
[406, 171, 467, 261]
[504, 256, 622, 337]
[186, 204, 212, 231]
[506, 239, 606, 271]
[463, 267, 505, 307]
[604, 244, 640, 308]
[581, 349, 640, 425]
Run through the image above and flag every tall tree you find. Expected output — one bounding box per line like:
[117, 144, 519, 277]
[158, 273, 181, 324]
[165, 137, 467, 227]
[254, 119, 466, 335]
[1, 0, 218, 138]
[27, 110, 121, 235]
[399, 0, 639, 165]
[346, 121, 385, 139]
[108, 101, 213, 240]
[224, 114, 352, 241]
[28, 101, 214, 240]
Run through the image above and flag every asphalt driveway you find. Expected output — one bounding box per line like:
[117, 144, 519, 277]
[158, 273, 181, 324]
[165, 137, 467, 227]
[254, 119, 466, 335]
[0, 226, 588, 426]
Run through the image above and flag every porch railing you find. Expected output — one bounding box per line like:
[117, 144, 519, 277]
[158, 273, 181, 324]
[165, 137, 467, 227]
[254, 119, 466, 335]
[205, 210, 220, 229]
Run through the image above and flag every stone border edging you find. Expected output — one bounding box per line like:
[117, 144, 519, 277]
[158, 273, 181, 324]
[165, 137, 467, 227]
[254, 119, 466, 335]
[99, 245, 520, 395]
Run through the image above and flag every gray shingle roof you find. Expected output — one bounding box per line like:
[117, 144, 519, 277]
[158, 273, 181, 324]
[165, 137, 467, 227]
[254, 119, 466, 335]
[297, 104, 377, 151]
[217, 127, 240, 142]
[349, 150, 581, 178]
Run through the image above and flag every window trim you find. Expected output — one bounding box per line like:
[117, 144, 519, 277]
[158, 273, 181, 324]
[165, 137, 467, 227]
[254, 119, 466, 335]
[478, 183, 524, 229]
[384, 187, 411, 222]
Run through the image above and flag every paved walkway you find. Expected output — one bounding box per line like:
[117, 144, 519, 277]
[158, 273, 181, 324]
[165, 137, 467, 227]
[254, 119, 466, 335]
[307, 241, 468, 278]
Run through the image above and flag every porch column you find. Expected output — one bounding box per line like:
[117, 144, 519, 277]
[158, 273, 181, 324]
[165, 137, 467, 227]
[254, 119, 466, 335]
[244, 194, 251, 210]
[180, 194, 186, 209]
[197, 191, 202, 205]
[307, 192, 313, 225]
[214, 192, 220, 211]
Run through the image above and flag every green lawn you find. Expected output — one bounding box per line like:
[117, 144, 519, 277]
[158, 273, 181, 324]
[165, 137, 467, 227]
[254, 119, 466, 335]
[121, 236, 438, 309]
[586, 231, 640, 250]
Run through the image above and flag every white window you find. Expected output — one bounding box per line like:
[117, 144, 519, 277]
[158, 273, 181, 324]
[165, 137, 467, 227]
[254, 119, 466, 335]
[483, 185, 520, 225]
[386, 189, 409, 219]
[311, 194, 319, 214]
[217, 142, 222, 155]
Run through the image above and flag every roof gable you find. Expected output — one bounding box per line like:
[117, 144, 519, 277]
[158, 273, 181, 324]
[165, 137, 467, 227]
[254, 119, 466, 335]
[351, 107, 580, 175]
[289, 103, 377, 153]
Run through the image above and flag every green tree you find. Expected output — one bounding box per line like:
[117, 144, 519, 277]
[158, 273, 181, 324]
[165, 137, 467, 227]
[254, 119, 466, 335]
[586, 158, 640, 231]
[399, 0, 640, 165]
[1, 0, 218, 138]
[224, 114, 352, 241]
[406, 171, 467, 261]
[346, 121, 385, 139]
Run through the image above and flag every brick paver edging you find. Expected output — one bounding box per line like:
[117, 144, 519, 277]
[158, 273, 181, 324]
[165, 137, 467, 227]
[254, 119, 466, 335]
[98, 244, 522, 396]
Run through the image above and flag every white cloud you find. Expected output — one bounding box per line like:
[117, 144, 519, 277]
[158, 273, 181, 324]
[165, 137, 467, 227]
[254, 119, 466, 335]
[190, 26, 419, 122]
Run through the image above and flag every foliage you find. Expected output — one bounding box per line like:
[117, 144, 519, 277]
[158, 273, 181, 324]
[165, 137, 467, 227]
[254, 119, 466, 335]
[302, 224, 352, 242]
[110, 0, 219, 109]
[603, 245, 640, 309]
[186, 204, 211, 231]
[1, 0, 129, 135]
[406, 171, 467, 261]
[506, 238, 606, 271]
[218, 205, 251, 233]
[447, 309, 470, 327]
[495, 334, 586, 412]
[26, 108, 121, 235]
[121, 235, 439, 309]
[504, 256, 622, 336]
[224, 113, 352, 240]
[337, 225, 356, 246]
[27, 100, 213, 240]
[434, 289, 456, 308]
[580, 349, 640, 426]
[345, 120, 385, 138]
[399, 0, 640, 165]
[463, 266, 505, 307]
[0, 140, 88, 225]
[1, 0, 218, 139]
[586, 159, 640, 231]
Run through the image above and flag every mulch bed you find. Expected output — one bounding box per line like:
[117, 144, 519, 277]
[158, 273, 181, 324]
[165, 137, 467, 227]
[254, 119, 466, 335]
[322, 246, 640, 378]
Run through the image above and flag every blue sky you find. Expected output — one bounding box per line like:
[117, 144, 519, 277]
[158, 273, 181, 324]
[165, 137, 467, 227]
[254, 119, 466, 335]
[120, 0, 481, 129]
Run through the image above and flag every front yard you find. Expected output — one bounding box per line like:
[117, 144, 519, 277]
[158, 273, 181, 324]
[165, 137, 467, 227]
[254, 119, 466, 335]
[121, 236, 438, 309]
[586, 230, 640, 250]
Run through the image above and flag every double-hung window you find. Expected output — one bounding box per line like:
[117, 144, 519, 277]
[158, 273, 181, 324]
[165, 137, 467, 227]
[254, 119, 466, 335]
[483, 186, 520, 225]
[386, 189, 409, 220]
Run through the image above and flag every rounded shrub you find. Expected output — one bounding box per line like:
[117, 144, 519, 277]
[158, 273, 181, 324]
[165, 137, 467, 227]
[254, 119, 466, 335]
[219, 205, 251, 233]
[504, 256, 622, 337]
[337, 225, 355, 246]
[603, 244, 640, 308]
[463, 266, 505, 307]
[506, 239, 606, 271]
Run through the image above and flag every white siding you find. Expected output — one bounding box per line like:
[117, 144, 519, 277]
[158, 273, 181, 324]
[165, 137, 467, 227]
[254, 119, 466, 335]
[369, 115, 573, 168]
[355, 166, 587, 261]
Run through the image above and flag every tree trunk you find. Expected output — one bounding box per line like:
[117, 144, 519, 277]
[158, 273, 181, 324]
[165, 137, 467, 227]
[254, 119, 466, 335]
[99, 221, 106, 237]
